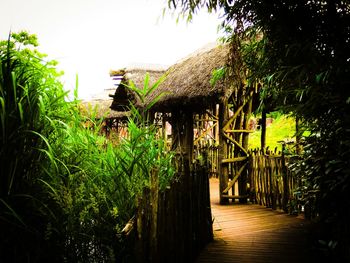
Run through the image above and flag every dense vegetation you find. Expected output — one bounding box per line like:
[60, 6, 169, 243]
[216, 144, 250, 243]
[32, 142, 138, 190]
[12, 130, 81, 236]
[168, 0, 350, 259]
[0, 32, 174, 262]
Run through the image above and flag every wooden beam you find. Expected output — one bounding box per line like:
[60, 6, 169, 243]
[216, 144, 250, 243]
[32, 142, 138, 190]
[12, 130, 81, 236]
[223, 133, 249, 156]
[222, 162, 248, 193]
[223, 103, 245, 131]
[221, 194, 249, 199]
[240, 93, 253, 203]
[223, 94, 252, 131]
[206, 109, 218, 120]
[185, 111, 194, 162]
[221, 156, 247, 164]
[225, 129, 254, 133]
[194, 122, 218, 145]
[219, 101, 229, 204]
[194, 118, 217, 122]
[261, 109, 267, 149]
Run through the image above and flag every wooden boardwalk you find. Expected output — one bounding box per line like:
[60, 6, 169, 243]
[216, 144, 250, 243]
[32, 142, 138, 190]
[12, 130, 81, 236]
[196, 178, 312, 263]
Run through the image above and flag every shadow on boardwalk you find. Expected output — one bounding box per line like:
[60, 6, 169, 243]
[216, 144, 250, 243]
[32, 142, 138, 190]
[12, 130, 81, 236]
[196, 178, 314, 263]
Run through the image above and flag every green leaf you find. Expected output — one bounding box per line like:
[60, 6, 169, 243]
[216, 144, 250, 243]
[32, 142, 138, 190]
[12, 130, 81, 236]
[143, 72, 150, 95]
[0, 198, 26, 227]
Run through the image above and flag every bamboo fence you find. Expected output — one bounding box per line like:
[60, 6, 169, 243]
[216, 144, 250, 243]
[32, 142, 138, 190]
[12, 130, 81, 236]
[248, 148, 300, 213]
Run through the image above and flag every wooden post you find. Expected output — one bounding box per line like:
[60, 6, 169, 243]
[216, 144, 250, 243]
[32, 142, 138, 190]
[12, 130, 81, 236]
[150, 168, 159, 263]
[233, 99, 243, 201]
[240, 95, 253, 203]
[170, 112, 180, 152]
[242, 94, 253, 152]
[185, 111, 194, 163]
[260, 109, 267, 149]
[295, 116, 301, 155]
[281, 143, 289, 212]
[219, 101, 229, 204]
[136, 188, 151, 263]
[180, 110, 194, 259]
[214, 104, 220, 177]
[214, 104, 219, 145]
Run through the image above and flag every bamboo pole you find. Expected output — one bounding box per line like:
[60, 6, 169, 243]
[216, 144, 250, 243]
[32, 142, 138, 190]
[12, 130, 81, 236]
[221, 156, 247, 163]
[193, 122, 218, 145]
[281, 143, 289, 212]
[296, 117, 301, 155]
[218, 101, 229, 204]
[239, 94, 253, 203]
[261, 109, 267, 149]
[225, 129, 254, 133]
[222, 162, 248, 193]
[223, 133, 249, 156]
[223, 92, 253, 131]
[150, 168, 159, 263]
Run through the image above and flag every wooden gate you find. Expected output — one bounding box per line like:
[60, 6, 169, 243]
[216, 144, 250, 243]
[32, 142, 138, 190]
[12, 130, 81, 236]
[218, 88, 254, 204]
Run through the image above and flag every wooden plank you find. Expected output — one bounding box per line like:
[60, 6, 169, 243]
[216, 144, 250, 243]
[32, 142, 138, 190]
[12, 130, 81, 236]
[222, 163, 248, 193]
[196, 178, 313, 263]
[206, 109, 219, 120]
[219, 101, 229, 205]
[225, 129, 254, 133]
[221, 194, 249, 199]
[221, 156, 247, 164]
[194, 118, 216, 122]
[223, 133, 248, 156]
[222, 103, 245, 131]
[194, 122, 218, 145]
[222, 94, 252, 131]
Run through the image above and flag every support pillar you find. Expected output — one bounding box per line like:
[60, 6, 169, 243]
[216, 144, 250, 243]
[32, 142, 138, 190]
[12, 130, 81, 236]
[218, 101, 229, 204]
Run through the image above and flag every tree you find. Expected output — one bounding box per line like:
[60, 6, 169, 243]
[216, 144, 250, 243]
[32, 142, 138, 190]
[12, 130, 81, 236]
[168, 0, 350, 259]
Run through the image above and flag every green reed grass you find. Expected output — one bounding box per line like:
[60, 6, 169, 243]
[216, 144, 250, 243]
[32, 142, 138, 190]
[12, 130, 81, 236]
[0, 32, 126, 261]
[1, 31, 175, 262]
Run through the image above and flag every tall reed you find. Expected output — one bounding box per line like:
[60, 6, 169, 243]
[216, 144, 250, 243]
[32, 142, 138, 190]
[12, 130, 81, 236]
[1, 31, 175, 262]
[0, 32, 130, 262]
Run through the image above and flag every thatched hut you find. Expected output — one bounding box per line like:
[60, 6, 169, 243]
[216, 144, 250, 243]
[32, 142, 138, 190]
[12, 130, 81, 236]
[79, 89, 130, 140]
[109, 66, 167, 110]
[80, 98, 130, 120]
[109, 45, 230, 111]
[110, 44, 256, 204]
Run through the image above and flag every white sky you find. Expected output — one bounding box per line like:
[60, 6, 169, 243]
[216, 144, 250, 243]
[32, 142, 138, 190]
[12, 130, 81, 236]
[0, 0, 221, 99]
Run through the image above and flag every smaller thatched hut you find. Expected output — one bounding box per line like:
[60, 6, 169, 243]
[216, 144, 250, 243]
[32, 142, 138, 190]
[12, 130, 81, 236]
[80, 99, 130, 120]
[79, 86, 130, 120]
[79, 88, 131, 140]
[109, 66, 167, 110]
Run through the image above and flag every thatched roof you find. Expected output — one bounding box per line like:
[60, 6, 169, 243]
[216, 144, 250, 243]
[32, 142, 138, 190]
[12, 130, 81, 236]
[79, 98, 130, 119]
[110, 45, 231, 112]
[109, 66, 166, 111]
[146, 44, 231, 111]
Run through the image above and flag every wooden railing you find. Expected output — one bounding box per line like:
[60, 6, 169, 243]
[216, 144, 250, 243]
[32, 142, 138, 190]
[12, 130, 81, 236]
[248, 148, 300, 213]
[135, 160, 213, 263]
